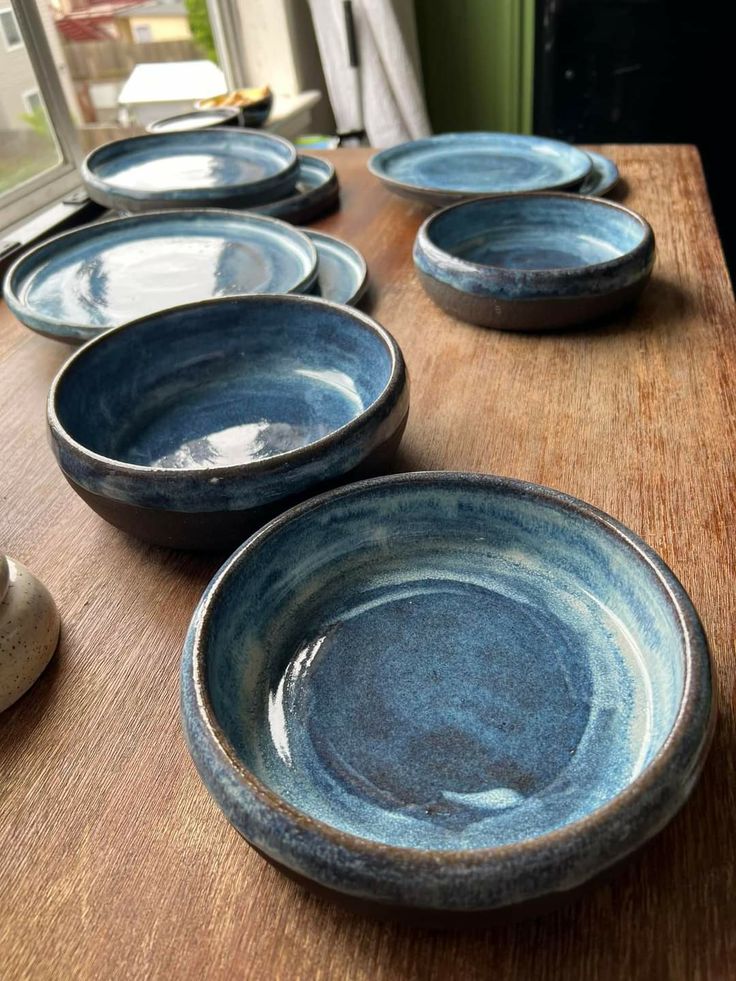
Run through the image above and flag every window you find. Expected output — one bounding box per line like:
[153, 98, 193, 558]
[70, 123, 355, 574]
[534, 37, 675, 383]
[0, 7, 22, 51]
[0, 3, 75, 226]
[22, 89, 43, 115]
[132, 24, 153, 44]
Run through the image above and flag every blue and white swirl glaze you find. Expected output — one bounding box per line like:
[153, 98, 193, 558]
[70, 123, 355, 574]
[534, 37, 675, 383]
[369, 133, 592, 206]
[4, 211, 319, 343]
[414, 193, 654, 301]
[82, 129, 298, 212]
[48, 295, 408, 513]
[181, 473, 713, 911]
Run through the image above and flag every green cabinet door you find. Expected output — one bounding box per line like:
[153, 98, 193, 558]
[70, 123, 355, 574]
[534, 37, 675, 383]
[415, 0, 534, 135]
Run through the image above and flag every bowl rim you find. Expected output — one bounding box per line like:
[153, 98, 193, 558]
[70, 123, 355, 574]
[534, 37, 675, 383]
[145, 106, 241, 134]
[4, 207, 320, 339]
[47, 293, 406, 479]
[185, 470, 714, 872]
[304, 228, 369, 306]
[81, 126, 296, 204]
[415, 191, 655, 283]
[368, 132, 594, 199]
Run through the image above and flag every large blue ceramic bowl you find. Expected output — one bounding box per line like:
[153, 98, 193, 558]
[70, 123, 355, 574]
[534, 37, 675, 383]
[181, 472, 714, 924]
[414, 193, 655, 330]
[47, 296, 408, 550]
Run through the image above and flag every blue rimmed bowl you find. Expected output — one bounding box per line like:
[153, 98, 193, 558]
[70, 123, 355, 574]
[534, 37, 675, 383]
[47, 295, 409, 550]
[181, 472, 714, 924]
[414, 193, 655, 331]
[82, 129, 298, 213]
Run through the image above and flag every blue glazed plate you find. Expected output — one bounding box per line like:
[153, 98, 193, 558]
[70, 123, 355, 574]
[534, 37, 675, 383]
[251, 155, 340, 224]
[369, 133, 593, 207]
[181, 472, 714, 920]
[305, 230, 368, 306]
[579, 151, 620, 197]
[4, 210, 318, 343]
[82, 129, 298, 212]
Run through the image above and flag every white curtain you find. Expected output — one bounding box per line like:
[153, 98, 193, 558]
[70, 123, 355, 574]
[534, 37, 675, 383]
[307, 0, 431, 147]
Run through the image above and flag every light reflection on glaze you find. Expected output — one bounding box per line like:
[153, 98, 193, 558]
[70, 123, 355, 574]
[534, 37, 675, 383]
[22, 228, 309, 327]
[98, 152, 267, 191]
[119, 366, 368, 470]
[150, 420, 329, 468]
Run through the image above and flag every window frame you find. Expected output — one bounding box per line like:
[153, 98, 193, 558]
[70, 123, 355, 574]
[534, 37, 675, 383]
[0, 6, 23, 51]
[1, 1, 83, 233]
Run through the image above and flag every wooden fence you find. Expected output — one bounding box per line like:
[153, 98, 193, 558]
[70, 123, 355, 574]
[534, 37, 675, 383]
[63, 39, 204, 82]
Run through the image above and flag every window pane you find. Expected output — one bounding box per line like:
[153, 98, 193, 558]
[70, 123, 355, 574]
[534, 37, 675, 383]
[0, 6, 62, 198]
[37, 0, 223, 154]
[0, 8, 22, 50]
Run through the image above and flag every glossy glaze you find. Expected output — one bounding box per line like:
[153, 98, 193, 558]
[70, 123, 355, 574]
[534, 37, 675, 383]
[82, 129, 298, 212]
[369, 133, 592, 207]
[181, 472, 713, 914]
[47, 295, 409, 549]
[146, 108, 240, 133]
[579, 151, 620, 197]
[306, 230, 368, 305]
[414, 193, 655, 330]
[251, 155, 340, 224]
[0, 555, 60, 713]
[4, 210, 319, 343]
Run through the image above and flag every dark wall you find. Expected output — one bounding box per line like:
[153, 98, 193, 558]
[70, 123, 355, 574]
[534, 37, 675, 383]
[534, 0, 733, 275]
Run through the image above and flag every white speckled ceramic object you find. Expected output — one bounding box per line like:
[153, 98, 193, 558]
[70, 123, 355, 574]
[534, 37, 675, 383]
[0, 554, 60, 712]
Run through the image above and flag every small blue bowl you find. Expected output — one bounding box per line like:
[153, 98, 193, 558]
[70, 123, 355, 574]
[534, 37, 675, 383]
[414, 193, 655, 330]
[181, 472, 714, 924]
[47, 295, 408, 550]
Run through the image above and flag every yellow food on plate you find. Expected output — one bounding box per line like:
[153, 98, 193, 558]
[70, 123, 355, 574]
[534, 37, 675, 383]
[198, 85, 271, 110]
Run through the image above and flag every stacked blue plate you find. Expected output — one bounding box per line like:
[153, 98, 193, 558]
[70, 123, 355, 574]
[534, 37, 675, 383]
[82, 130, 340, 225]
[369, 133, 620, 205]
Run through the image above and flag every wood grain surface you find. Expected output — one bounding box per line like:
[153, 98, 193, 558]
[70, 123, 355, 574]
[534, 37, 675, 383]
[1, 146, 734, 979]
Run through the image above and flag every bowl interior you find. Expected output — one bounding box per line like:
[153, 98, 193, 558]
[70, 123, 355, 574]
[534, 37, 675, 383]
[54, 299, 393, 470]
[201, 477, 686, 851]
[428, 196, 648, 271]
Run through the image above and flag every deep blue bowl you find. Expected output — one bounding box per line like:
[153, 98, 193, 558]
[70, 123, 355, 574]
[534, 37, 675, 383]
[47, 296, 408, 550]
[181, 472, 714, 923]
[414, 193, 655, 330]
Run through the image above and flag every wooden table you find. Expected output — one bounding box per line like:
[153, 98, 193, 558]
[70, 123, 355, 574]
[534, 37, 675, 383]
[1, 147, 734, 979]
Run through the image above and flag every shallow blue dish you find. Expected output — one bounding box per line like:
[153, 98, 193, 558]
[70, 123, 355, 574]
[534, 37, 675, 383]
[181, 472, 714, 923]
[414, 193, 655, 330]
[47, 295, 408, 550]
[305, 230, 368, 305]
[82, 129, 298, 213]
[4, 210, 318, 343]
[579, 151, 620, 197]
[251, 155, 339, 224]
[369, 133, 592, 208]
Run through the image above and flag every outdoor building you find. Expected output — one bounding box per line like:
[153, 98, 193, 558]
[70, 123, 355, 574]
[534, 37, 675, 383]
[114, 1, 192, 43]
